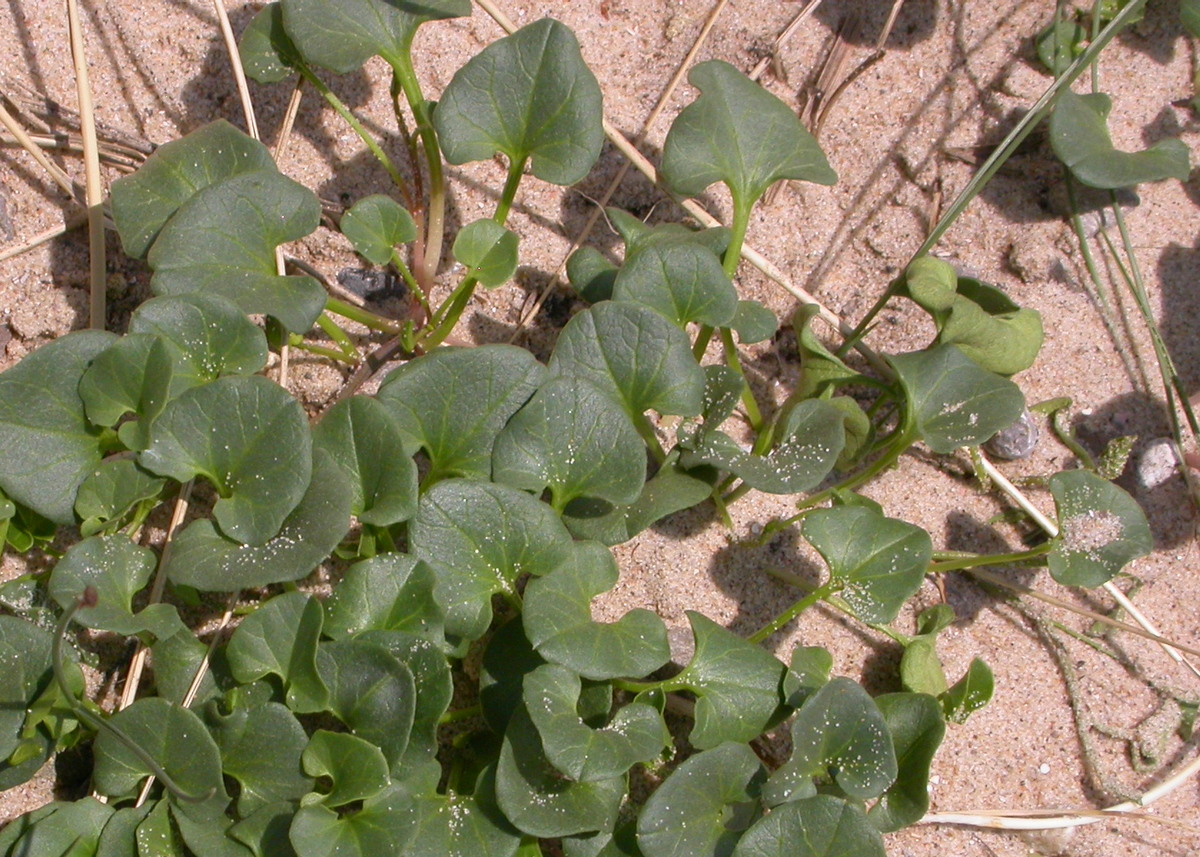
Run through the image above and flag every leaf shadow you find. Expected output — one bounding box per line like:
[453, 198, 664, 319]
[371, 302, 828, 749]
[812, 0, 939, 49]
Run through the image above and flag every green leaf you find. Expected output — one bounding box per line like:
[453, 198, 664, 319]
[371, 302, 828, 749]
[9, 797, 114, 857]
[0, 616, 54, 766]
[1185, 0, 1200, 37]
[492, 376, 646, 509]
[317, 640, 416, 774]
[660, 60, 835, 209]
[548, 302, 706, 419]
[1047, 469, 1153, 587]
[227, 592, 329, 713]
[377, 345, 544, 482]
[75, 459, 167, 538]
[137, 800, 186, 856]
[1050, 90, 1190, 188]
[679, 399, 844, 494]
[608, 208, 731, 259]
[324, 555, 444, 642]
[341, 194, 416, 266]
[941, 658, 994, 724]
[612, 242, 738, 328]
[495, 703, 626, 838]
[93, 697, 229, 820]
[150, 632, 223, 710]
[141, 375, 312, 546]
[672, 612, 786, 749]
[78, 334, 174, 451]
[733, 795, 885, 857]
[453, 219, 520, 287]
[164, 449, 352, 591]
[301, 730, 391, 808]
[313, 396, 418, 526]
[128, 294, 269, 395]
[240, 2, 302, 84]
[288, 784, 411, 857]
[95, 803, 156, 857]
[764, 678, 896, 804]
[434, 18, 604, 185]
[867, 693, 945, 833]
[801, 505, 933, 624]
[0, 329, 115, 524]
[729, 300, 778, 345]
[1035, 18, 1087, 76]
[280, 0, 469, 73]
[567, 246, 618, 303]
[394, 770, 523, 857]
[208, 701, 313, 816]
[229, 802, 299, 857]
[637, 742, 763, 857]
[410, 479, 573, 642]
[481, 619, 547, 735]
[889, 344, 1025, 454]
[171, 804, 256, 857]
[524, 664, 667, 781]
[899, 637, 947, 697]
[147, 169, 325, 333]
[793, 305, 859, 399]
[47, 535, 184, 639]
[110, 120, 277, 259]
[783, 646, 833, 708]
[523, 541, 671, 680]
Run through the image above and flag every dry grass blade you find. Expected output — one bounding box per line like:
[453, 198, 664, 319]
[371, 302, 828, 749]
[747, 0, 824, 83]
[0, 99, 78, 201]
[65, 0, 105, 330]
[211, 0, 259, 140]
[0, 131, 144, 171]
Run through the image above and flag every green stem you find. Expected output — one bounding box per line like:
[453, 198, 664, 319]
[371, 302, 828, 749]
[389, 249, 429, 314]
[325, 297, 404, 334]
[692, 325, 715, 361]
[439, 704, 483, 725]
[764, 568, 910, 645]
[748, 583, 837, 644]
[721, 328, 763, 431]
[389, 54, 446, 282]
[316, 314, 359, 361]
[633, 412, 667, 465]
[927, 542, 1052, 573]
[287, 336, 354, 364]
[722, 196, 753, 281]
[494, 157, 526, 225]
[419, 274, 480, 349]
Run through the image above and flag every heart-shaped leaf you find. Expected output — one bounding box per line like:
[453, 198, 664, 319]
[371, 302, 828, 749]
[867, 693, 945, 833]
[409, 479, 573, 642]
[171, 804, 256, 857]
[732, 795, 885, 857]
[147, 170, 325, 333]
[324, 555, 444, 642]
[492, 376, 646, 510]
[729, 300, 778, 344]
[47, 535, 183, 639]
[141, 375, 312, 546]
[889, 344, 1025, 454]
[801, 505, 933, 624]
[1047, 468, 1153, 587]
[524, 664, 667, 781]
[377, 345, 544, 482]
[313, 396, 418, 527]
[207, 701, 314, 815]
[393, 770, 523, 857]
[164, 449, 353, 591]
[280, 0, 469, 73]
[110, 120, 277, 258]
[660, 60, 835, 209]
[941, 658, 994, 724]
[302, 731, 391, 808]
[434, 18, 604, 185]
[240, 2, 302, 84]
[548, 302, 706, 419]
[523, 541, 671, 680]
[95, 803, 157, 857]
[74, 459, 167, 538]
[637, 742, 763, 857]
[0, 330, 115, 524]
[1050, 90, 1190, 189]
[452, 219, 520, 287]
[612, 242, 738, 329]
[0, 616, 54, 767]
[341, 195, 416, 265]
[78, 334, 174, 451]
[672, 612, 786, 749]
[317, 640, 416, 774]
[289, 784, 411, 857]
[227, 592, 329, 714]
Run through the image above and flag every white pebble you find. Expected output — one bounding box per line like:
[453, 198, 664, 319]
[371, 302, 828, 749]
[1137, 438, 1180, 490]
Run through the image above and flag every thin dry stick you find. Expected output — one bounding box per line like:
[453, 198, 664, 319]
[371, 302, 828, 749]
[273, 80, 305, 163]
[211, 0, 259, 140]
[0, 214, 87, 262]
[65, 0, 105, 330]
[0, 100, 78, 199]
[747, 0, 824, 82]
[0, 132, 143, 171]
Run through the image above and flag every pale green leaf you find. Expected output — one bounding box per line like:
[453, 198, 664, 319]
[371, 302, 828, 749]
[1047, 468, 1153, 587]
[342, 195, 417, 265]
[453, 219, 519, 287]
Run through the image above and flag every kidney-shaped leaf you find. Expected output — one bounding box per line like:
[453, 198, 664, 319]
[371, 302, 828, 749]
[889, 344, 1025, 454]
[141, 375, 312, 546]
[0, 330, 115, 524]
[317, 640, 416, 774]
[867, 693, 944, 833]
[324, 555, 444, 642]
[612, 241, 738, 329]
[660, 60, 836, 208]
[733, 795, 885, 857]
[801, 505, 932, 624]
[1047, 468, 1153, 587]
[453, 219, 520, 287]
[302, 730, 391, 808]
[240, 2, 302, 84]
[1050, 90, 1190, 189]
[435, 18, 603, 185]
[227, 592, 329, 714]
[523, 541, 670, 680]
[289, 784, 411, 857]
[207, 701, 314, 816]
[78, 334, 174, 451]
[341, 194, 416, 265]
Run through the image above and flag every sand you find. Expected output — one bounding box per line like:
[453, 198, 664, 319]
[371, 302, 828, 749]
[1, 1, 1198, 854]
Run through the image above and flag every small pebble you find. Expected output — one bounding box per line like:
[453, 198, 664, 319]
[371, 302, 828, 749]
[984, 408, 1039, 460]
[1137, 437, 1180, 490]
[1038, 762, 1051, 774]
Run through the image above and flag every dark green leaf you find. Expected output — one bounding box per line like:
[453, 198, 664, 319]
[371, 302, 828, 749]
[548, 302, 706, 419]
[637, 742, 763, 857]
[229, 801, 299, 857]
[434, 18, 604, 185]
[95, 803, 156, 857]
[172, 804, 256, 857]
[394, 767, 523, 857]
[1185, 0, 1200, 37]
[302, 730, 391, 808]
[377, 345, 544, 482]
[729, 301, 778, 344]
[453, 219, 520, 287]
[1047, 469, 1153, 587]
[481, 618, 547, 735]
[567, 246, 618, 303]
[47, 535, 184, 639]
[941, 658, 994, 724]
[313, 396, 418, 526]
[317, 640, 416, 774]
[240, 2, 302, 84]
[78, 334, 174, 451]
[889, 344, 1025, 453]
[608, 208, 731, 259]
[0, 329, 115, 524]
[288, 784, 411, 857]
[612, 242, 737, 328]
[524, 541, 670, 680]
[150, 631, 223, 709]
[75, 459, 167, 538]
[868, 693, 945, 833]
[164, 449, 353, 590]
[733, 796, 885, 857]
[141, 376, 312, 546]
[492, 376, 646, 509]
[660, 60, 835, 208]
[783, 646, 832, 708]
[793, 304, 859, 399]
[801, 505, 933, 624]
[0, 615, 54, 766]
[9, 797, 114, 857]
[137, 799, 186, 856]
[341, 194, 416, 265]
[110, 120, 277, 258]
[673, 612, 786, 749]
[410, 479, 573, 642]
[208, 701, 313, 815]
[228, 592, 329, 714]
[325, 555, 444, 642]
